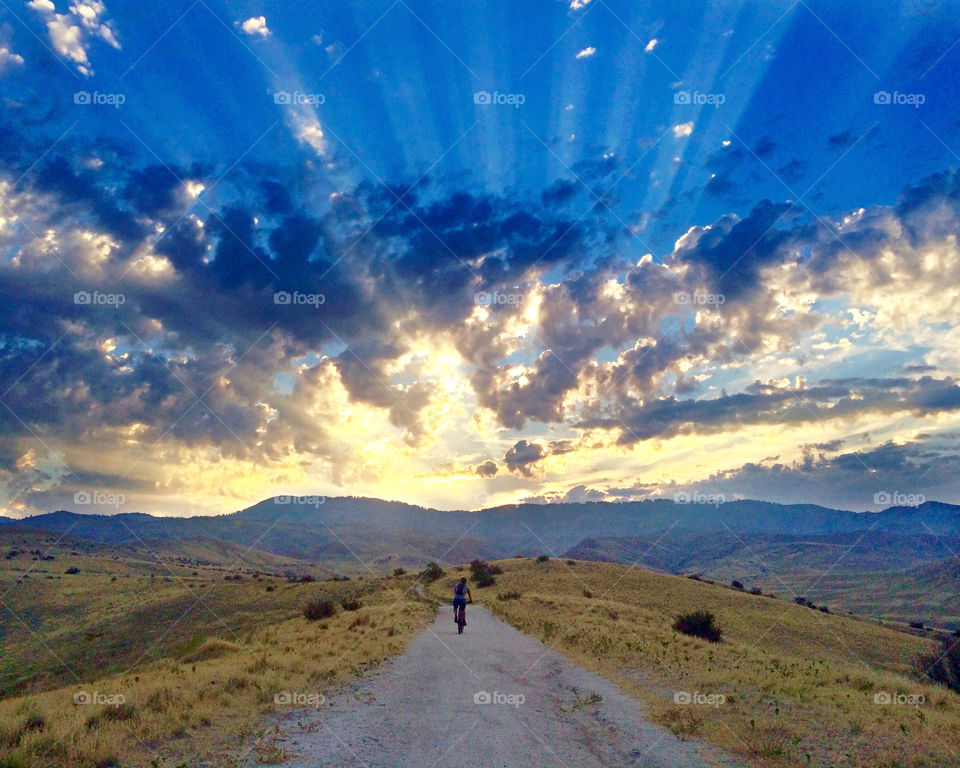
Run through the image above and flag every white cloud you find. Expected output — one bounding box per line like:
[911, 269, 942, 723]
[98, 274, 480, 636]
[575, 46, 596, 59]
[0, 47, 25, 70]
[298, 121, 327, 156]
[570, 0, 592, 8]
[645, 38, 658, 52]
[240, 16, 270, 36]
[672, 122, 693, 138]
[27, 0, 119, 76]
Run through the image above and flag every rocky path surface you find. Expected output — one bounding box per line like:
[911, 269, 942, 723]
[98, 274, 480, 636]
[264, 604, 740, 767]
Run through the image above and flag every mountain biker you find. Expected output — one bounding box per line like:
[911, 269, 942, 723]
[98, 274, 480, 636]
[453, 577, 472, 624]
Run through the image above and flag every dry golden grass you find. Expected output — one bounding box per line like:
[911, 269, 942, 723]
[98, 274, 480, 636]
[431, 558, 960, 768]
[0, 574, 434, 767]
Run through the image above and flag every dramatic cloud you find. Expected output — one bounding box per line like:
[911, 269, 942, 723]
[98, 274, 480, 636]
[4, 0, 960, 515]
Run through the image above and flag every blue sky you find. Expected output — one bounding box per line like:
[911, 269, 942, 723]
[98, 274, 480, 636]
[3, 0, 960, 516]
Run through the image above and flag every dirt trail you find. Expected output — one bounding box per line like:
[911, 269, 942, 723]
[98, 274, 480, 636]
[263, 604, 739, 767]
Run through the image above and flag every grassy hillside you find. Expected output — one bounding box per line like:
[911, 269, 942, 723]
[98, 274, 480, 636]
[430, 558, 960, 768]
[0, 534, 436, 767]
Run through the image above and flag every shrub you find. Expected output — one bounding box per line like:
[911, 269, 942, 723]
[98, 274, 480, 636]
[393, 567, 406, 577]
[582, 589, 593, 598]
[749, 587, 763, 595]
[303, 597, 337, 621]
[731, 580, 744, 590]
[497, 591, 521, 601]
[420, 562, 444, 583]
[536, 554, 550, 563]
[566, 559, 576, 566]
[673, 610, 722, 643]
[469, 559, 497, 587]
[341, 597, 362, 611]
[909, 620, 925, 630]
[65, 565, 81, 574]
[916, 634, 960, 693]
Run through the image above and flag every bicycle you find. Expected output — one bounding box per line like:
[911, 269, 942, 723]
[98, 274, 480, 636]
[456, 603, 466, 634]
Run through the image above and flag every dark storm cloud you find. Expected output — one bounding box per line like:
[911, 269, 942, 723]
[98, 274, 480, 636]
[504, 440, 545, 476]
[579, 377, 960, 446]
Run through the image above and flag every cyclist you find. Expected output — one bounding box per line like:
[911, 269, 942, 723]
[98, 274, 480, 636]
[453, 577, 472, 625]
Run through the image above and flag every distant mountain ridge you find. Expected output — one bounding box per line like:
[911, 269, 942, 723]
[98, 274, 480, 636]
[4, 497, 960, 569]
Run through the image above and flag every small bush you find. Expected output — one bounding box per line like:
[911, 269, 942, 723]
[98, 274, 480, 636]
[566, 559, 576, 566]
[341, 597, 362, 611]
[582, 589, 593, 598]
[497, 591, 521, 601]
[393, 567, 406, 577]
[731, 580, 744, 590]
[470, 559, 497, 587]
[536, 554, 550, 563]
[749, 586, 762, 595]
[65, 565, 81, 574]
[420, 562, 444, 583]
[303, 597, 337, 621]
[909, 620, 925, 630]
[673, 610, 722, 643]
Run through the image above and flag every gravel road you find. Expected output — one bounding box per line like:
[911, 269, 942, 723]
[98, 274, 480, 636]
[263, 604, 739, 768]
